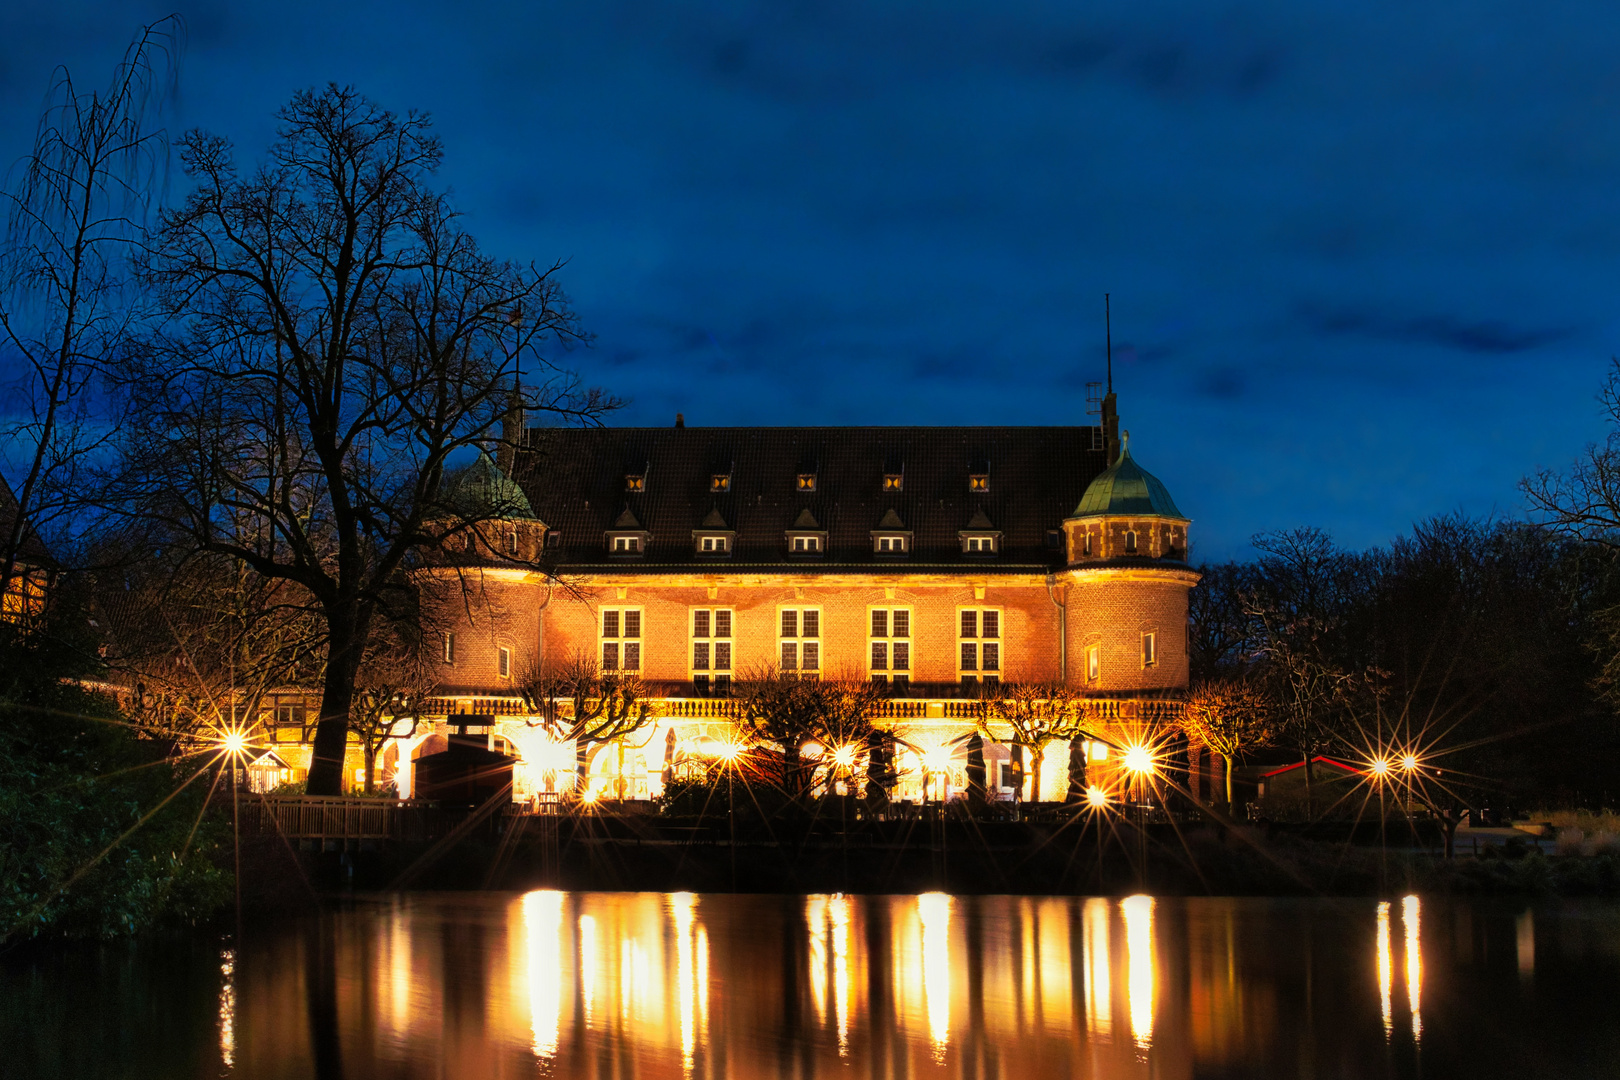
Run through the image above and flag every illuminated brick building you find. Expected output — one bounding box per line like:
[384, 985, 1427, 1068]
[373, 393, 1201, 805]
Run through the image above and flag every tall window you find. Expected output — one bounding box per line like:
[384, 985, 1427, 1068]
[1125, 530, 1138, 554]
[958, 608, 1001, 686]
[691, 608, 734, 692]
[1086, 644, 1101, 684]
[869, 607, 911, 684]
[442, 632, 456, 664]
[779, 608, 821, 676]
[1141, 630, 1157, 668]
[498, 647, 512, 679]
[601, 608, 643, 671]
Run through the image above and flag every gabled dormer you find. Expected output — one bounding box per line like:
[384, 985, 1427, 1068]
[605, 506, 650, 556]
[786, 507, 827, 556]
[693, 506, 735, 557]
[871, 508, 912, 556]
[958, 507, 1001, 556]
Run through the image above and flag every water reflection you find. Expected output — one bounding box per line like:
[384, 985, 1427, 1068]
[1122, 894, 1155, 1049]
[1403, 895, 1423, 1043]
[73, 893, 1611, 1079]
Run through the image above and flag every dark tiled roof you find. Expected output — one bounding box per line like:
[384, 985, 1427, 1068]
[0, 474, 54, 566]
[512, 425, 1117, 570]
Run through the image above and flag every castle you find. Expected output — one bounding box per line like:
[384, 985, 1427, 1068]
[252, 388, 1203, 807]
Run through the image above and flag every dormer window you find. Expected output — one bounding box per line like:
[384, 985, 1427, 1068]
[625, 474, 645, 493]
[875, 535, 908, 554]
[969, 473, 989, 492]
[711, 474, 731, 492]
[699, 536, 728, 553]
[882, 473, 903, 492]
[964, 536, 996, 554]
[792, 536, 822, 554]
[612, 536, 641, 554]
[797, 473, 816, 492]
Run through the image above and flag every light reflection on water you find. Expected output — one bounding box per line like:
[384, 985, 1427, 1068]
[25, 892, 1620, 1079]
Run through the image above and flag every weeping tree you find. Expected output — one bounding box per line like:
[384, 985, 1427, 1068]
[0, 19, 179, 612]
[108, 85, 618, 794]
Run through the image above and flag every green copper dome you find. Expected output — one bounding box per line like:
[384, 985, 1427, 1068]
[446, 451, 538, 520]
[1069, 434, 1185, 520]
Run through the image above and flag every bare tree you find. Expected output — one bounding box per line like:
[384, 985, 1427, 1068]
[109, 86, 619, 794]
[1524, 360, 1620, 551]
[349, 623, 438, 794]
[973, 681, 1085, 805]
[734, 668, 882, 797]
[0, 20, 179, 606]
[518, 653, 652, 791]
[1180, 679, 1275, 811]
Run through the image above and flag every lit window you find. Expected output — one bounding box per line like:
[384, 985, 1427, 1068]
[1125, 530, 1138, 555]
[969, 473, 989, 491]
[692, 608, 734, 693]
[1141, 631, 1157, 668]
[498, 647, 512, 679]
[959, 608, 1001, 683]
[443, 632, 456, 665]
[1086, 644, 1101, 683]
[882, 473, 903, 492]
[699, 536, 729, 553]
[625, 474, 645, 492]
[791, 535, 822, 554]
[612, 535, 641, 554]
[964, 536, 996, 553]
[1083, 532, 1092, 557]
[711, 474, 730, 492]
[869, 607, 911, 684]
[507, 531, 519, 556]
[797, 473, 816, 491]
[601, 608, 643, 671]
[876, 535, 907, 554]
[779, 607, 821, 675]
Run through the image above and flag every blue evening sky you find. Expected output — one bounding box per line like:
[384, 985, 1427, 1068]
[2, 1, 1616, 559]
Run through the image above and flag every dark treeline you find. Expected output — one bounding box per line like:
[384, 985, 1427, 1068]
[1191, 517, 1620, 816]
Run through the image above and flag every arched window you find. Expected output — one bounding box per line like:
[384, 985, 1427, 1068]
[1124, 530, 1138, 554]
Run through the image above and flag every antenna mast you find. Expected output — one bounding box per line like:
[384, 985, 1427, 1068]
[1105, 292, 1113, 394]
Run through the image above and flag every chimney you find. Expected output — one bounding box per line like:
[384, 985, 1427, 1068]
[675, 413, 685, 428]
[1102, 392, 1120, 464]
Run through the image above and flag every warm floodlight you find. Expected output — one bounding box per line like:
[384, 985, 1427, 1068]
[1086, 785, 1109, 809]
[831, 744, 857, 769]
[1400, 754, 1419, 773]
[717, 740, 746, 764]
[221, 731, 248, 755]
[1123, 744, 1155, 776]
[923, 746, 953, 773]
[1370, 757, 1392, 777]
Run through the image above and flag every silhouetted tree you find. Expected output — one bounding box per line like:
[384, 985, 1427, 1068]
[109, 86, 618, 794]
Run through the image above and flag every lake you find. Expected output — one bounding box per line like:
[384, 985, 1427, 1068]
[5, 892, 1620, 1078]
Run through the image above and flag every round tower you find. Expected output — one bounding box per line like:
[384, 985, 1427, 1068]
[1061, 431, 1200, 696]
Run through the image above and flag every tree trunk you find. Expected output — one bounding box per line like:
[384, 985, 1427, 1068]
[1009, 744, 1025, 804]
[363, 742, 376, 795]
[1301, 748, 1314, 816]
[307, 632, 365, 796]
[1028, 740, 1044, 806]
[1222, 752, 1236, 813]
[784, 742, 802, 799]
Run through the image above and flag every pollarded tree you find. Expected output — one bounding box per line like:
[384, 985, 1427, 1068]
[1180, 679, 1275, 811]
[110, 86, 618, 794]
[973, 681, 1086, 804]
[517, 653, 653, 793]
